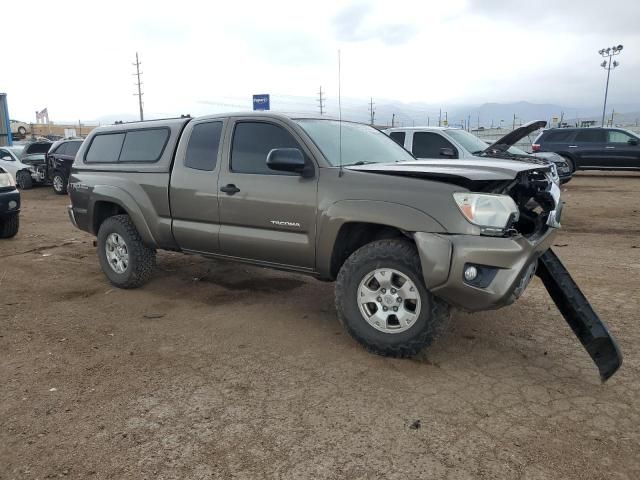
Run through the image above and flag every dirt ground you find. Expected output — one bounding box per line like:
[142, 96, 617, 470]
[1, 172, 639, 479]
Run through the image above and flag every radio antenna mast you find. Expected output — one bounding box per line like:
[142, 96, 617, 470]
[338, 49, 343, 177]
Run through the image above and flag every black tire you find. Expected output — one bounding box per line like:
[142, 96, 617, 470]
[97, 214, 156, 289]
[52, 171, 68, 195]
[335, 239, 450, 358]
[560, 155, 575, 174]
[16, 170, 33, 190]
[0, 213, 19, 239]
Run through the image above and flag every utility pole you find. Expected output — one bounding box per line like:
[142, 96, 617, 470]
[133, 52, 144, 121]
[467, 114, 471, 132]
[317, 86, 326, 115]
[368, 97, 375, 125]
[427, 116, 430, 126]
[610, 109, 615, 127]
[598, 45, 623, 127]
[391, 113, 395, 127]
[438, 109, 442, 127]
[512, 113, 516, 130]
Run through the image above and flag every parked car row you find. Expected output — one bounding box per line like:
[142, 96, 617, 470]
[384, 121, 573, 184]
[0, 138, 83, 194]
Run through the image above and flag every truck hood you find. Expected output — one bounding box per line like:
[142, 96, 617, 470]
[484, 120, 547, 153]
[346, 158, 550, 182]
[20, 154, 46, 166]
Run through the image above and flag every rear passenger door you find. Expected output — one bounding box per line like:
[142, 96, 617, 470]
[169, 119, 226, 253]
[410, 132, 458, 159]
[572, 129, 607, 168]
[217, 118, 318, 270]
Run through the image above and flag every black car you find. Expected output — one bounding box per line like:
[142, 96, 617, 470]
[46, 139, 83, 194]
[0, 166, 20, 238]
[533, 127, 640, 172]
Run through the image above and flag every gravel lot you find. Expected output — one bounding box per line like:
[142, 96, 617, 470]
[1, 173, 639, 479]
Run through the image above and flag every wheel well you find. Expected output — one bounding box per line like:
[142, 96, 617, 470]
[558, 152, 576, 169]
[93, 201, 127, 234]
[329, 222, 407, 279]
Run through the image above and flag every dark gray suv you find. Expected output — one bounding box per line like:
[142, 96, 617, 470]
[533, 127, 640, 172]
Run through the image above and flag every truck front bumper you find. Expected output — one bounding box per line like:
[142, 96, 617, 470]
[414, 228, 557, 312]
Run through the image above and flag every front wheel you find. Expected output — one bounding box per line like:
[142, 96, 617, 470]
[16, 170, 33, 190]
[335, 239, 449, 358]
[97, 214, 156, 288]
[52, 172, 67, 195]
[0, 213, 19, 238]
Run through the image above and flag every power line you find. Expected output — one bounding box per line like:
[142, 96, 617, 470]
[317, 86, 326, 115]
[133, 52, 144, 121]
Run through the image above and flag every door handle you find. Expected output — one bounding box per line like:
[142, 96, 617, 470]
[568, 145, 578, 148]
[605, 146, 615, 149]
[220, 184, 240, 195]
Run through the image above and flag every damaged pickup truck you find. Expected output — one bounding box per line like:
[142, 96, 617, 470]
[66, 113, 622, 381]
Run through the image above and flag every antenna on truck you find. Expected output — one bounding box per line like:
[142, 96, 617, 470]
[338, 49, 344, 177]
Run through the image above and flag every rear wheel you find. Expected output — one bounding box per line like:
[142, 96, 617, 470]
[0, 213, 19, 238]
[560, 155, 575, 174]
[97, 215, 156, 288]
[16, 170, 33, 190]
[335, 239, 449, 357]
[52, 172, 67, 194]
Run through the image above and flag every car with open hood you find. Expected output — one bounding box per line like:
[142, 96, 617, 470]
[385, 120, 573, 184]
[0, 140, 53, 189]
[66, 112, 621, 381]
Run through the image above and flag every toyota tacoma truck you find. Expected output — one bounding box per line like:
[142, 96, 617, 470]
[67, 113, 622, 381]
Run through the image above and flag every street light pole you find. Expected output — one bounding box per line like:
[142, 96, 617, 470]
[598, 45, 623, 127]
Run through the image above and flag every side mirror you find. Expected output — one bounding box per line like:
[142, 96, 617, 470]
[0, 154, 13, 161]
[628, 138, 638, 146]
[266, 148, 309, 175]
[439, 147, 457, 158]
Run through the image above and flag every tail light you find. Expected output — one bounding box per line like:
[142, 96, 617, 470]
[531, 143, 541, 152]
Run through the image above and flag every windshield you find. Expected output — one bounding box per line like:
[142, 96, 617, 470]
[295, 119, 415, 166]
[446, 129, 531, 156]
[24, 143, 52, 156]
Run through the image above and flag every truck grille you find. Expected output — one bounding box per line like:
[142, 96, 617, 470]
[508, 170, 558, 238]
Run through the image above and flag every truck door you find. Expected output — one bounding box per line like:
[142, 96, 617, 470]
[217, 118, 318, 270]
[169, 119, 225, 254]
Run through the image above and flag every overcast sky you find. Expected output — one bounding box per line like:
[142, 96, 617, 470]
[3, 0, 639, 122]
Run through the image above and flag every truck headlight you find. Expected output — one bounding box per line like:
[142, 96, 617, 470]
[0, 173, 16, 188]
[453, 192, 519, 234]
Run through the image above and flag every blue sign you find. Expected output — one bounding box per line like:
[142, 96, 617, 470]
[253, 94, 270, 111]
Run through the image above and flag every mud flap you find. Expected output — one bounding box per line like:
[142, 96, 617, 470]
[536, 249, 623, 382]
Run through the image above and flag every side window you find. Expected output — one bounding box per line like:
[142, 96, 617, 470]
[184, 122, 223, 171]
[231, 122, 301, 175]
[85, 133, 125, 163]
[412, 132, 455, 158]
[389, 131, 406, 147]
[574, 130, 606, 143]
[544, 130, 574, 143]
[66, 142, 82, 156]
[119, 129, 169, 162]
[608, 131, 635, 143]
[55, 143, 69, 155]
